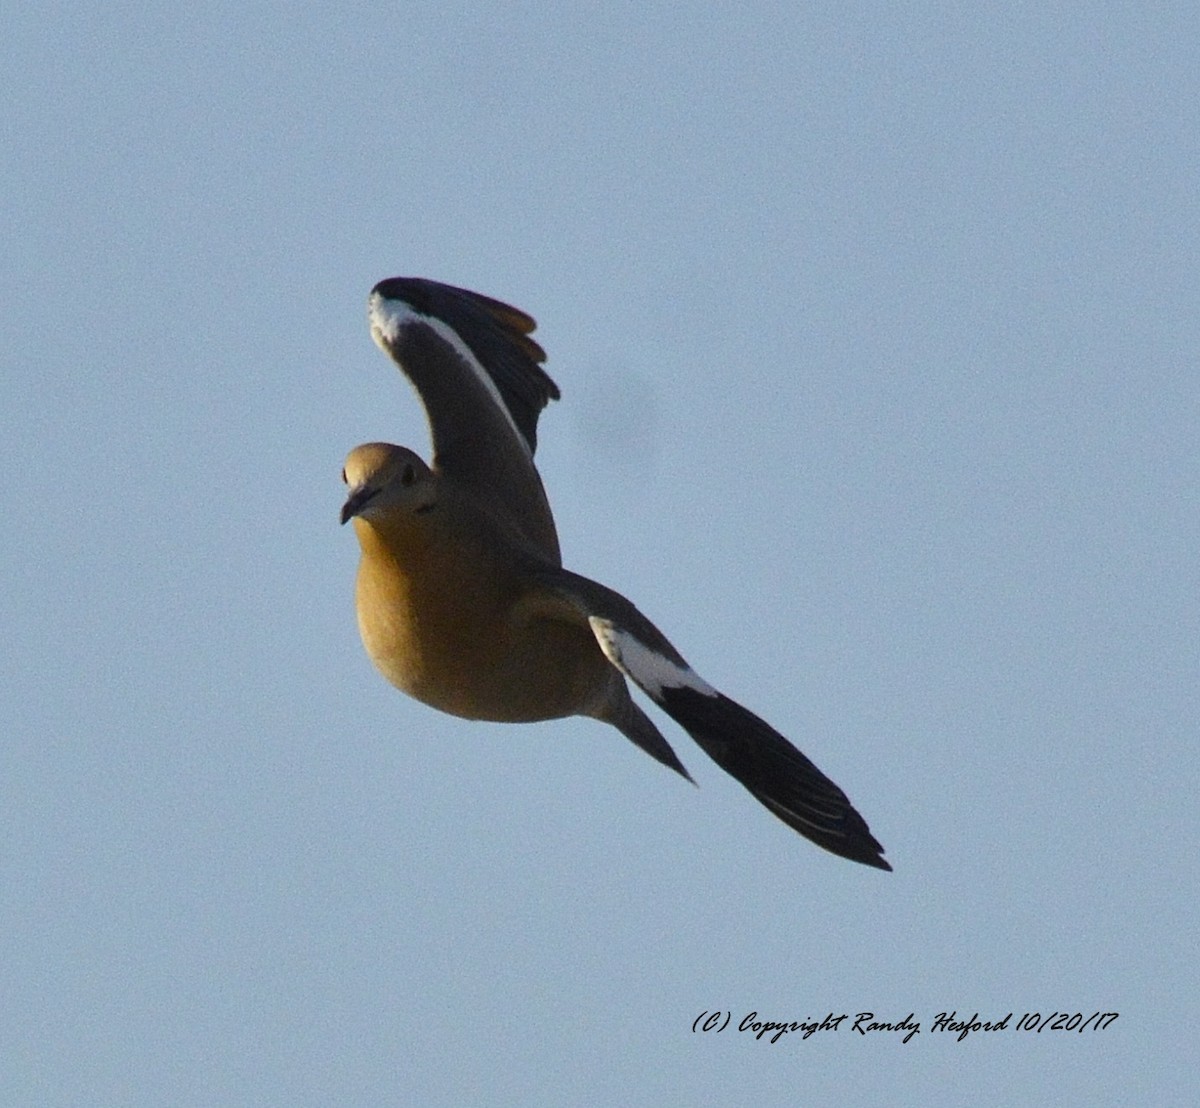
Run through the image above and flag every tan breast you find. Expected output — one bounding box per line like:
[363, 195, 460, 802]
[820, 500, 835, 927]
[352, 512, 610, 724]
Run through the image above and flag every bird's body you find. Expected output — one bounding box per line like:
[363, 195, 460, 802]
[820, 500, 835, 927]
[349, 477, 611, 723]
[342, 277, 892, 870]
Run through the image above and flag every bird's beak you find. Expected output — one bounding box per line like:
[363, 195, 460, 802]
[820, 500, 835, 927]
[340, 486, 379, 525]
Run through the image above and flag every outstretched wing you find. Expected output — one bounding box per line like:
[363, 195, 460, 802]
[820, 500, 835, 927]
[533, 568, 892, 871]
[368, 277, 562, 562]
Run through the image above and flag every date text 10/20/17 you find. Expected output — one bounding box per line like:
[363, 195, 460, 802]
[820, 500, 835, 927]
[692, 1010, 1119, 1044]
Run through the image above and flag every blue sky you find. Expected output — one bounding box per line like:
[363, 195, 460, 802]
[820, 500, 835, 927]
[4, 3, 1195, 1104]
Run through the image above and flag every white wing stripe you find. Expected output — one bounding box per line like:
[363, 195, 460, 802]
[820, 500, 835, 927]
[368, 290, 530, 457]
[589, 617, 716, 699]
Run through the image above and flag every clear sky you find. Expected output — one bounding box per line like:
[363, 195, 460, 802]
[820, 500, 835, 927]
[4, 3, 1195, 1104]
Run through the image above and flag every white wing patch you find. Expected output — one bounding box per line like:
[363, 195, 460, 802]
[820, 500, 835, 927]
[588, 617, 716, 699]
[368, 290, 530, 457]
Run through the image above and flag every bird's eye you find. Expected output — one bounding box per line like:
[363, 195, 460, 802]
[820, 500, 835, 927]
[401, 464, 415, 486]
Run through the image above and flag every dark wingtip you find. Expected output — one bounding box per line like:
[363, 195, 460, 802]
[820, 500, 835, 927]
[371, 276, 418, 301]
[369, 276, 560, 453]
[370, 277, 543, 362]
[656, 685, 892, 871]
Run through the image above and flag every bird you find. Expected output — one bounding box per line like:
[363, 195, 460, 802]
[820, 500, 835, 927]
[341, 277, 891, 870]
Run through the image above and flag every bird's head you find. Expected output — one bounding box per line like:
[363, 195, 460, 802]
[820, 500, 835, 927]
[340, 443, 436, 526]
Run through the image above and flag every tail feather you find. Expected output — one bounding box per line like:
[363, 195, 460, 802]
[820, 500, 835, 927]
[593, 679, 694, 783]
